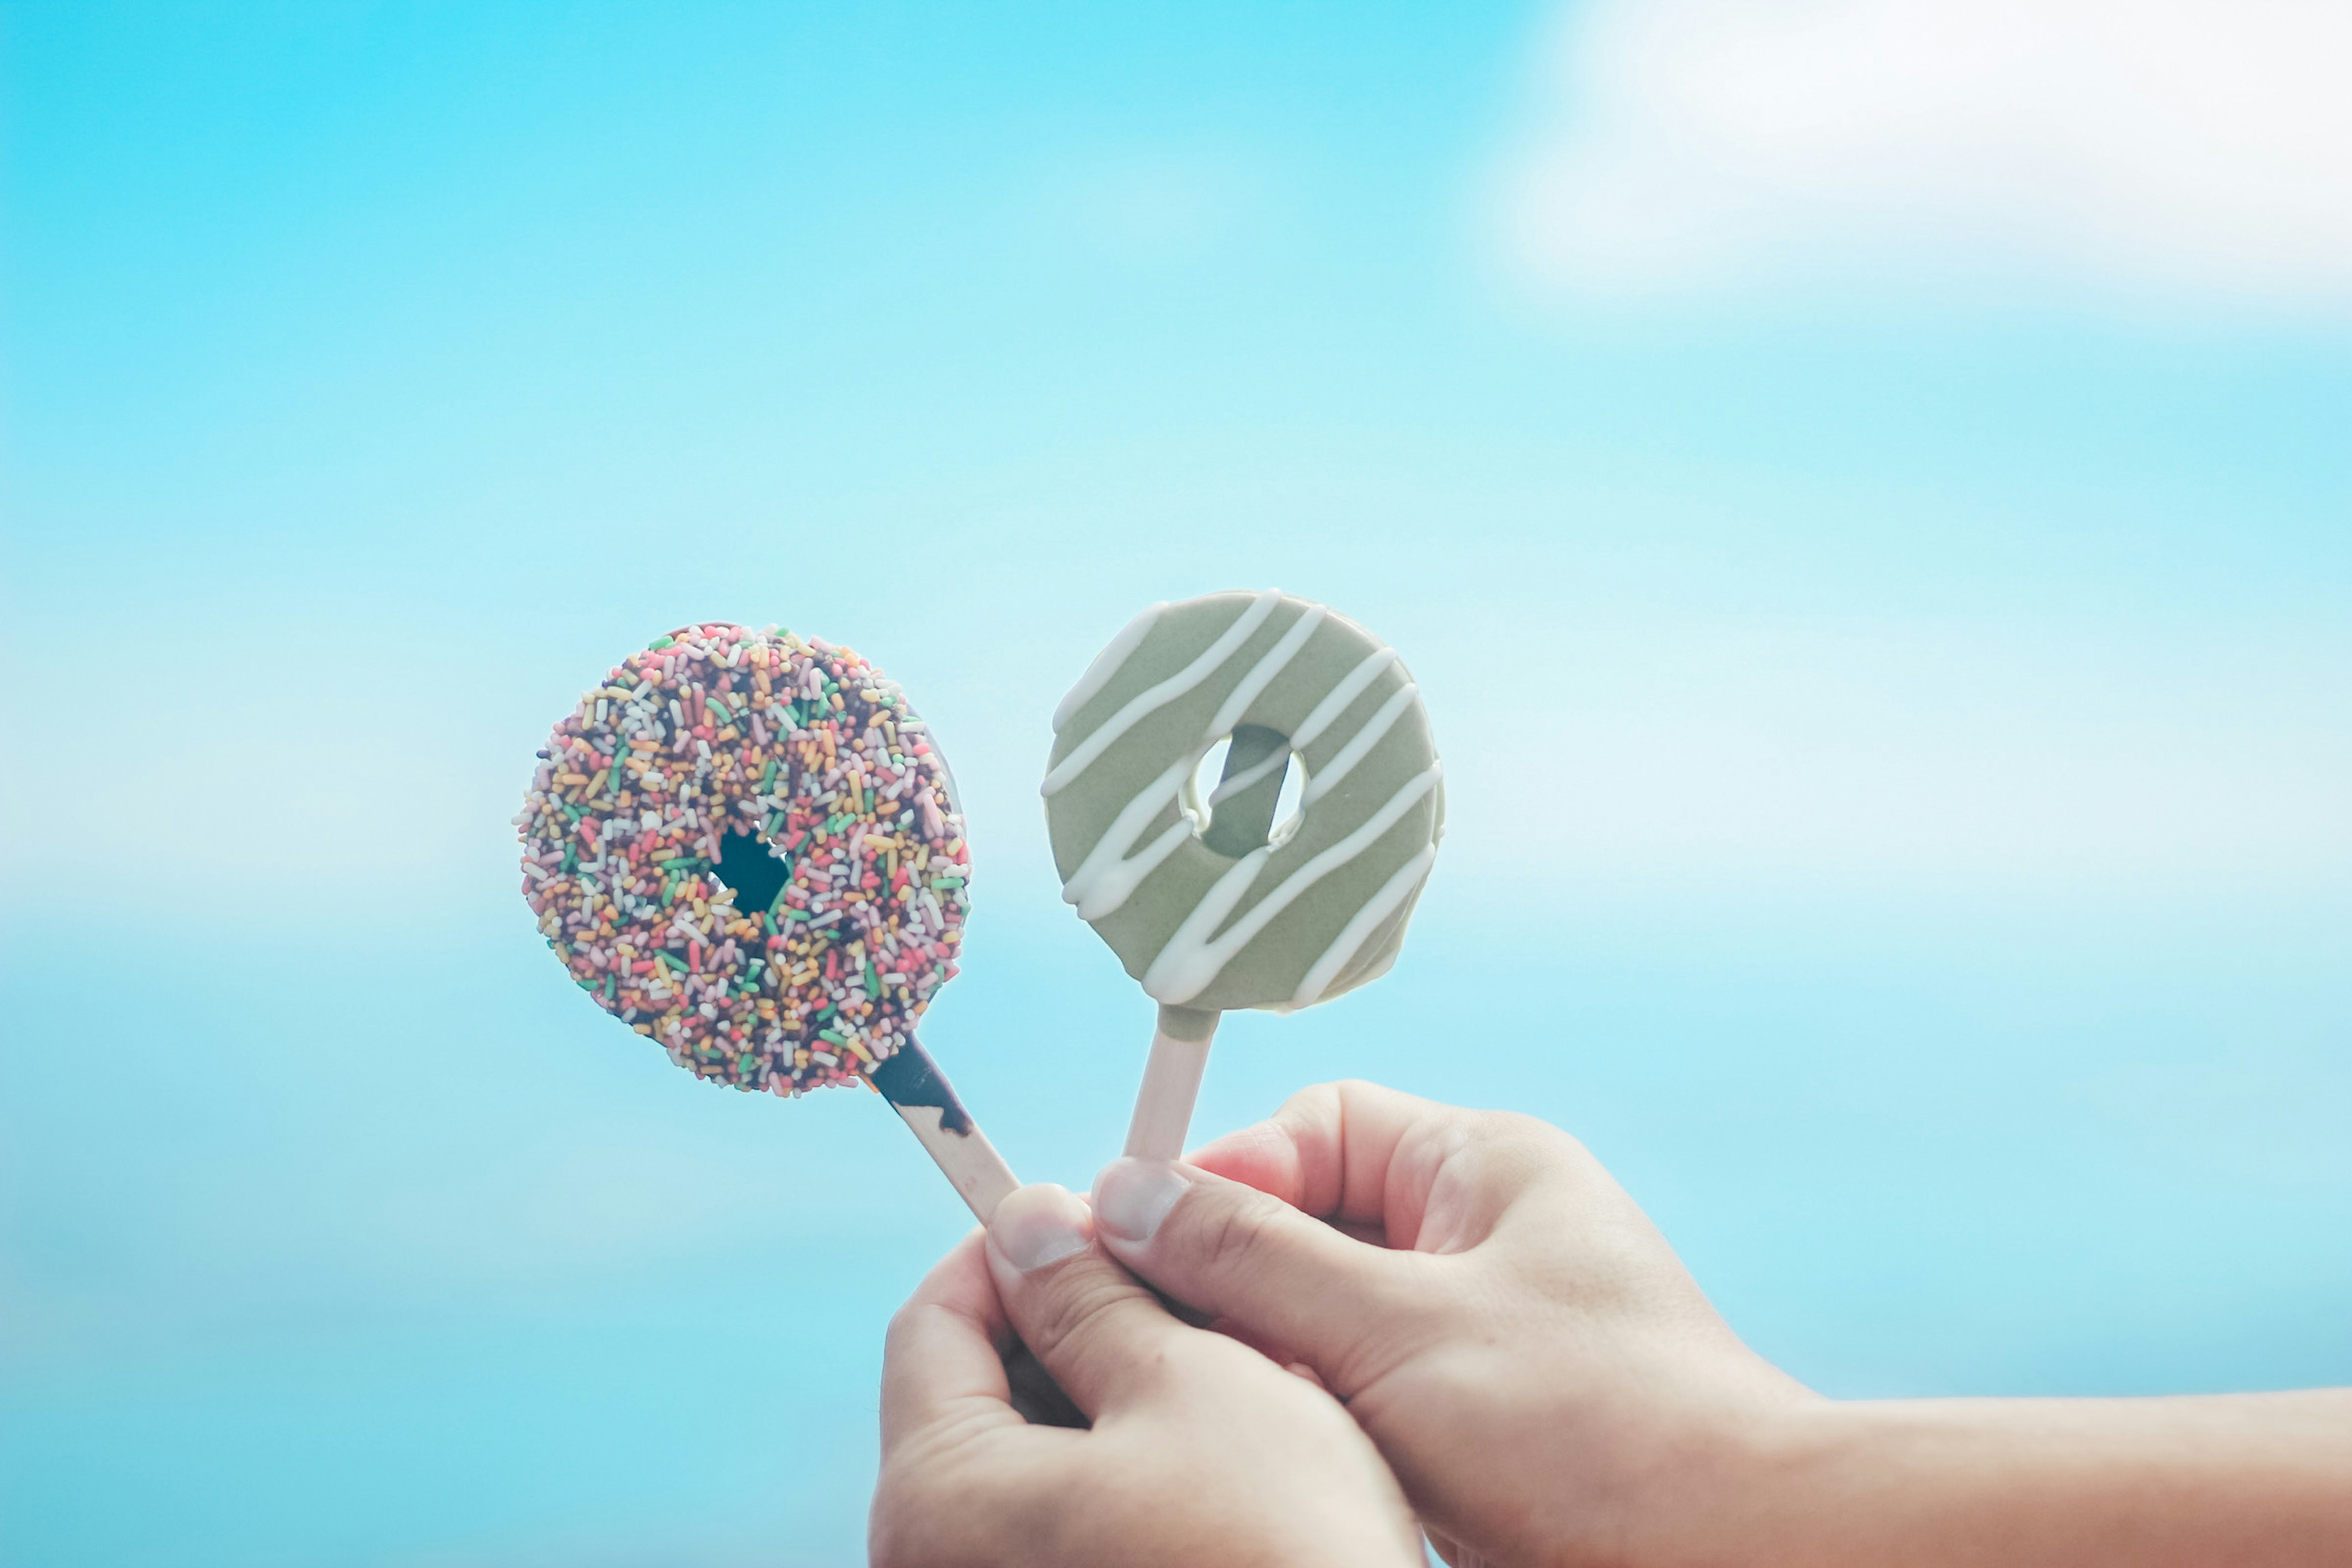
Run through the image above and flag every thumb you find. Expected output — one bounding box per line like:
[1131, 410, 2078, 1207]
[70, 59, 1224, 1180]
[1090, 1158, 1423, 1396]
[981, 1183, 1201, 1421]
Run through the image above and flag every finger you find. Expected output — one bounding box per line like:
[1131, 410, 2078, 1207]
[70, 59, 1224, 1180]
[879, 1229, 1022, 1455]
[1002, 1339, 1089, 1429]
[981, 1182, 1205, 1420]
[1190, 1079, 1553, 1252]
[1189, 1079, 1460, 1235]
[1090, 1156, 1425, 1397]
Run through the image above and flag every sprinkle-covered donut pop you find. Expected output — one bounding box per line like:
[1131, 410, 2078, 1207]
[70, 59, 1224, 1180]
[1043, 590, 1442, 1159]
[519, 622, 1015, 1218]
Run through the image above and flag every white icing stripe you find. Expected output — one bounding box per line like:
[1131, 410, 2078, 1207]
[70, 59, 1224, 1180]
[1142, 763, 1444, 1005]
[1061, 756, 1196, 919]
[1204, 603, 1327, 741]
[1144, 845, 1272, 1002]
[1052, 601, 1166, 734]
[1205, 745, 1289, 807]
[1041, 590, 1281, 797]
[1289, 844, 1435, 1008]
[1290, 647, 1397, 751]
[1298, 683, 1416, 807]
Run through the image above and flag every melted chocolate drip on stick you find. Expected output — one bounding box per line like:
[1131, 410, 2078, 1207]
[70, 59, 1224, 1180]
[869, 1038, 974, 1136]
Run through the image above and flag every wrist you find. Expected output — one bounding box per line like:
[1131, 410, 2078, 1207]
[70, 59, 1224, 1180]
[1609, 1389, 1852, 1568]
[1700, 1390, 2352, 1568]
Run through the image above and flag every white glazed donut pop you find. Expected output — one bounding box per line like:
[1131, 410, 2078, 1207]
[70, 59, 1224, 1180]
[1043, 590, 1442, 1158]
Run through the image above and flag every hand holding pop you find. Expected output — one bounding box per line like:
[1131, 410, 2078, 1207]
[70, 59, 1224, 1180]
[1044, 590, 1443, 1157]
[870, 1185, 1421, 1568]
[1091, 1084, 2352, 1568]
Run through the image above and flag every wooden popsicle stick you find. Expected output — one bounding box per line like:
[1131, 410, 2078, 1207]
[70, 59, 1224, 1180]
[1123, 1003, 1221, 1161]
[870, 1039, 1020, 1223]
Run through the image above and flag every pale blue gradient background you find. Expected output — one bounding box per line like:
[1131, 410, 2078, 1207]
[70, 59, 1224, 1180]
[2, 4, 2348, 1564]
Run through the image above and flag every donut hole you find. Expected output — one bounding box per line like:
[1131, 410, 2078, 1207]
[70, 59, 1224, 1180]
[1186, 726, 1308, 859]
[715, 826, 793, 914]
[1268, 757, 1306, 845]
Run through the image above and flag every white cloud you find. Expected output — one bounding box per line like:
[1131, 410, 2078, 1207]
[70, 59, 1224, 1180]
[1494, 0, 2352, 314]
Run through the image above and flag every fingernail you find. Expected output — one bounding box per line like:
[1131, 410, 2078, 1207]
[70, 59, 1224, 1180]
[1093, 1159, 1189, 1246]
[988, 1183, 1092, 1273]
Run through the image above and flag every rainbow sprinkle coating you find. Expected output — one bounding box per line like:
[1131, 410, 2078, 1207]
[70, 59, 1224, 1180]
[515, 622, 970, 1094]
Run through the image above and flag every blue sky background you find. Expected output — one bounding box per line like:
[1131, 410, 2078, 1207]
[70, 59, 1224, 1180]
[2, 2, 2347, 1564]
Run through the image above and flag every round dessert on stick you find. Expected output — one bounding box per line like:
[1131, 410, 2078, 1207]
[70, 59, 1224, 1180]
[518, 622, 1017, 1220]
[1043, 590, 1443, 1159]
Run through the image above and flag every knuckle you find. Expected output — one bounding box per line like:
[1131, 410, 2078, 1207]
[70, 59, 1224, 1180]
[1458, 1103, 1550, 1144]
[1017, 1261, 1135, 1370]
[1453, 1108, 1579, 1183]
[1276, 1080, 1346, 1125]
[881, 1300, 926, 1359]
[1490, 1108, 1580, 1162]
[881, 1298, 967, 1374]
[1188, 1187, 1286, 1280]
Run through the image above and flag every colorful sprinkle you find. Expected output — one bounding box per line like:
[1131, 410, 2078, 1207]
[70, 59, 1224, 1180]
[517, 622, 970, 1095]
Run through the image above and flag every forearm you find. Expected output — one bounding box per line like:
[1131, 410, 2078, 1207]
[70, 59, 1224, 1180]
[1120, 1091, 2352, 1568]
[1691, 1390, 2352, 1568]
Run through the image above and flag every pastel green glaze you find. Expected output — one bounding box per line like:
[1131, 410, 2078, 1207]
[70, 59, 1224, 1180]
[1042, 590, 1443, 1012]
